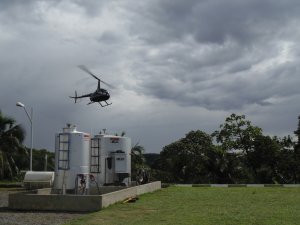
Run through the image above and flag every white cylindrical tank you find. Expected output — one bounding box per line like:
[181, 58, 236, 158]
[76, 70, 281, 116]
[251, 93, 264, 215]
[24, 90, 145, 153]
[90, 134, 131, 186]
[54, 124, 90, 191]
[23, 171, 55, 189]
[24, 171, 55, 183]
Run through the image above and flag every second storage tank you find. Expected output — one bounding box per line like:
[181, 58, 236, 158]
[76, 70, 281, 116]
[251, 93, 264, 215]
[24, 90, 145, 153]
[53, 124, 90, 191]
[90, 134, 131, 186]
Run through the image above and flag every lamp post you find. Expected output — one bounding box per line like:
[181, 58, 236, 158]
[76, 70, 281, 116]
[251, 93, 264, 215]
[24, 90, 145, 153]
[16, 101, 33, 171]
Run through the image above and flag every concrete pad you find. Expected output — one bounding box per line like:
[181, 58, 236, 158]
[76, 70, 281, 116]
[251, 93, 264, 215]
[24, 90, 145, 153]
[264, 184, 283, 187]
[211, 184, 228, 187]
[246, 184, 264, 187]
[228, 184, 247, 187]
[192, 184, 210, 187]
[8, 181, 161, 212]
[137, 181, 161, 195]
[174, 184, 193, 187]
[283, 184, 300, 188]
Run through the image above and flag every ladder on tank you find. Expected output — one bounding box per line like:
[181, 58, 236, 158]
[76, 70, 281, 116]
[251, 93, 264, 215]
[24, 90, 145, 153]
[58, 133, 70, 170]
[90, 138, 101, 173]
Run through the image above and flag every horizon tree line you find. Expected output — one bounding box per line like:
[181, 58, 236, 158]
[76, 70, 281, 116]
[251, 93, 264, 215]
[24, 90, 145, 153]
[151, 114, 300, 184]
[1, 110, 300, 184]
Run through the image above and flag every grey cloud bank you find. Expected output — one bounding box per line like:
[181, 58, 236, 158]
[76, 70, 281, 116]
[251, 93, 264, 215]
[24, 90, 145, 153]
[1, 0, 300, 153]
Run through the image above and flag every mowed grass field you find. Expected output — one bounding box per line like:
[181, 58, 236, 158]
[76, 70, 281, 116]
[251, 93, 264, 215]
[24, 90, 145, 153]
[65, 186, 300, 225]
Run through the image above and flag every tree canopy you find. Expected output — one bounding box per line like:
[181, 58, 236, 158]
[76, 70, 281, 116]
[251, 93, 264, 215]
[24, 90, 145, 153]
[153, 114, 300, 184]
[0, 111, 26, 179]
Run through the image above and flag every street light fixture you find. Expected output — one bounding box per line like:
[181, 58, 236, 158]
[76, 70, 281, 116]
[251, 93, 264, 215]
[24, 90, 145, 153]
[16, 101, 33, 171]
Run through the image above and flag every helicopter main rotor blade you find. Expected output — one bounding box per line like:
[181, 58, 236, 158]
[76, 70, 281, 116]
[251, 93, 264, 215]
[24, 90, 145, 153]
[78, 65, 100, 81]
[100, 80, 115, 89]
[78, 65, 115, 89]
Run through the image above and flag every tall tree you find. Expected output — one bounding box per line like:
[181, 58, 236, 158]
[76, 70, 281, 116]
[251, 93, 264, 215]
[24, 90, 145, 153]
[0, 111, 27, 179]
[248, 135, 281, 183]
[212, 114, 264, 181]
[31, 149, 55, 171]
[274, 135, 295, 183]
[212, 113, 263, 154]
[159, 130, 215, 183]
[292, 115, 300, 182]
[131, 143, 146, 169]
[131, 143, 148, 180]
[294, 115, 300, 151]
[206, 145, 241, 184]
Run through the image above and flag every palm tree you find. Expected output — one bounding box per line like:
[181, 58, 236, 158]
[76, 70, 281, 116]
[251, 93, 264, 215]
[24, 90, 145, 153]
[131, 143, 151, 184]
[131, 143, 145, 168]
[0, 111, 26, 179]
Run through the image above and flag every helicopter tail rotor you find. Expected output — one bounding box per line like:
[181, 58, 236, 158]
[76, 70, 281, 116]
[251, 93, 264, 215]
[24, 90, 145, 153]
[69, 91, 78, 103]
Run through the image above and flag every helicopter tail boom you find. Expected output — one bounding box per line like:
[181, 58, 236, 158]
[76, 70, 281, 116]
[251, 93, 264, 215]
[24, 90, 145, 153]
[69, 91, 92, 103]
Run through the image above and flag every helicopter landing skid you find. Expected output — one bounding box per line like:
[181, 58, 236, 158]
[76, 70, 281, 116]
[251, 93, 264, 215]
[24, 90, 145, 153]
[99, 101, 112, 107]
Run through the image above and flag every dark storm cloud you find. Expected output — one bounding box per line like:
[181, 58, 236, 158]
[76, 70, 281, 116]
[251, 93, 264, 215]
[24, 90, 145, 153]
[73, 0, 107, 17]
[123, 0, 300, 110]
[0, 0, 57, 25]
[1, 0, 300, 153]
[129, 0, 300, 44]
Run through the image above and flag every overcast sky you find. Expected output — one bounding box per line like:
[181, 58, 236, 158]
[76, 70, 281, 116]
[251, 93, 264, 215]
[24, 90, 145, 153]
[1, 0, 300, 153]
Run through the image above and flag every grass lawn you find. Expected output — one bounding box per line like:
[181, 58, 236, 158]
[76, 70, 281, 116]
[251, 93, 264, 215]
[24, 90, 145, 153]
[64, 186, 300, 225]
[0, 181, 23, 191]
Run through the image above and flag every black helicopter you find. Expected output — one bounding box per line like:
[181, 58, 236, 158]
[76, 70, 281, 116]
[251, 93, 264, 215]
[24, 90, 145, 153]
[70, 65, 113, 107]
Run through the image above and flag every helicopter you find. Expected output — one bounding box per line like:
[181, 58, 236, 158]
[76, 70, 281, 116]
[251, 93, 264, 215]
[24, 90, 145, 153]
[70, 65, 113, 107]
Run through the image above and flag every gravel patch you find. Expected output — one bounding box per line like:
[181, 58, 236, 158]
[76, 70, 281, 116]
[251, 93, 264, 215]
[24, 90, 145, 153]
[0, 191, 86, 225]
